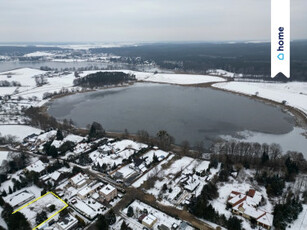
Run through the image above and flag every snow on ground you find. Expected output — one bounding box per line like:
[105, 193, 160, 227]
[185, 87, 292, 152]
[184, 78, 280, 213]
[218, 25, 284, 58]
[36, 130, 56, 142]
[288, 204, 307, 230]
[18, 192, 66, 228]
[210, 174, 273, 230]
[123, 200, 186, 230]
[0, 151, 9, 165]
[0, 206, 8, 230]
[0, 87, 17, 96]
[116, 165, 137, 179]
[0, 169, 24, 193]
[136, 72, 225, 85]
[23, 52, 54, 57]
[132, 154, 174, 188]
[221, 127, 307, 158]
[0, 125, 42, 141]
[111, 139, 147, 152]
[207, 69, 243, 78]
[17, 72, 76, 101]
[213, 81, 307, 115]
[163, 156, 195, 176]
[142, 149, 168, 163]
[3, 185, 42, 204]
[79, 69, 225, 85]
[0, 68, 46, 87]
[52, 134, 84, 148]
[52, 58, 87, 63]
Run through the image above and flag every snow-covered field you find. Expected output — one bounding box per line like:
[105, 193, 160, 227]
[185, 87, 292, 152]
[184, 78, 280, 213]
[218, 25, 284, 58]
[0, 68, 46, 88]
[136, 72, 226, 85]
[0, 125, 42, 141]
[23, 51, 54, 57]
[213, 81, 307, 115]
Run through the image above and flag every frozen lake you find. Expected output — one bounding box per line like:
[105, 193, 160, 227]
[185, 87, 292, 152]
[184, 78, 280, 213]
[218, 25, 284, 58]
[48, 83, 301, 152]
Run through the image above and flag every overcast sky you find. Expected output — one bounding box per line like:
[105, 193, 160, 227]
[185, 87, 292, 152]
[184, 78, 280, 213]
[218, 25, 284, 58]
[0, 0, 306, 43]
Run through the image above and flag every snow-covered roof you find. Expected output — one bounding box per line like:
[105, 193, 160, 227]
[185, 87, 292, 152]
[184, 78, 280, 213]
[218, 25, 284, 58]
[241, 202, 264, 219]
[228, 194, 246, 205]
[142, 214, 157, 226]
[7, 190, 35, 208]
[56, 214, 78, 229]
[78, 186, 93, 197]
[100, 184, 116, 196]
[36, 130, 57, 142]
[195, 161, 210, 173]
[70, 173, 86, 185]
[184, 175, 200, 192]
[51, 171, 61, 181]
[92, 192, 99, 200]
[257, 212, 273, 227]
[51, 140, 62, 148]
[26, 160, 45, 173]
[74, 199, 96, 219]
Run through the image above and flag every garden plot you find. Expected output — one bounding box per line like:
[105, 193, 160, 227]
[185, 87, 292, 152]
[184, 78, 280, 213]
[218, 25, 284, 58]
[123, 200, 193, 230]
[16, 192, 67, 229]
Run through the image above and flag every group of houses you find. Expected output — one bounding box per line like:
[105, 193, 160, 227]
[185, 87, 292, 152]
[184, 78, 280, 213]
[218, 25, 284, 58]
[227, 189, 273, 229]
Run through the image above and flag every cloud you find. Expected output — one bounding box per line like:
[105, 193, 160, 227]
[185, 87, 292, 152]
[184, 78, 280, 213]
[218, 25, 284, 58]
[0, 0, 305, 42]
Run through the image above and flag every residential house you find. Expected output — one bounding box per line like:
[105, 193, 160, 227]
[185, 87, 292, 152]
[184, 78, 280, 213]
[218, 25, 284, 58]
[69, 173, 87, 188]
[99, 184, 117, 202]
[142, 214, 157, 228]
[7, 190, 35, 209]
[56, 214, 78, 230]
[25, 160, 46, 175]
[228, 189, 273, 230]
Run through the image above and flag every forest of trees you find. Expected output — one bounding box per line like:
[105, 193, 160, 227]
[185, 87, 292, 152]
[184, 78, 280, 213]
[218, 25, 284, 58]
[73, 71, 136, 88]
[90, 41, 307, 81]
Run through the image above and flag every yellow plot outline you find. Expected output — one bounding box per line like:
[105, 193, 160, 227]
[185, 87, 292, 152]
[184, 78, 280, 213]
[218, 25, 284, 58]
[12, 191, 68, 230]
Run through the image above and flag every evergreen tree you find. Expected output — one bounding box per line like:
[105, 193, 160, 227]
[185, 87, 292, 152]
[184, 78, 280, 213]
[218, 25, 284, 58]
[56, 129, 64, 140]
[36, 211, 47, 224]
[89, 122, 105, 139]
[106, 209, 116, 225]
[8, 186, 12, 194]
[227, 216, 242, 230]
[96, 215, 109, 230]
[127, 206, 134, 217]
[261, 151, 269, 164]
[120, 221, 131, 230]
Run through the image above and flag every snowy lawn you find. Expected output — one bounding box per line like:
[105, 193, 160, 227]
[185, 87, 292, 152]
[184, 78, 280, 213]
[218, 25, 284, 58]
[131, 154, 174, 188]
[17, 192, 67, 228]
[123, 200, 187, 229]
[0, 125, 42, 141]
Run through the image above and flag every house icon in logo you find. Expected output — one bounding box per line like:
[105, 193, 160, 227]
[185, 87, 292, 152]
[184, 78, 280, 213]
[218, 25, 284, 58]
[277, 53, 284, 60]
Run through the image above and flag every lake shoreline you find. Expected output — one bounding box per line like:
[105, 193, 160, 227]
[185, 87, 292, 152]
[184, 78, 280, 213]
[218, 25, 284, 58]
[39, 79, 306, 156]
